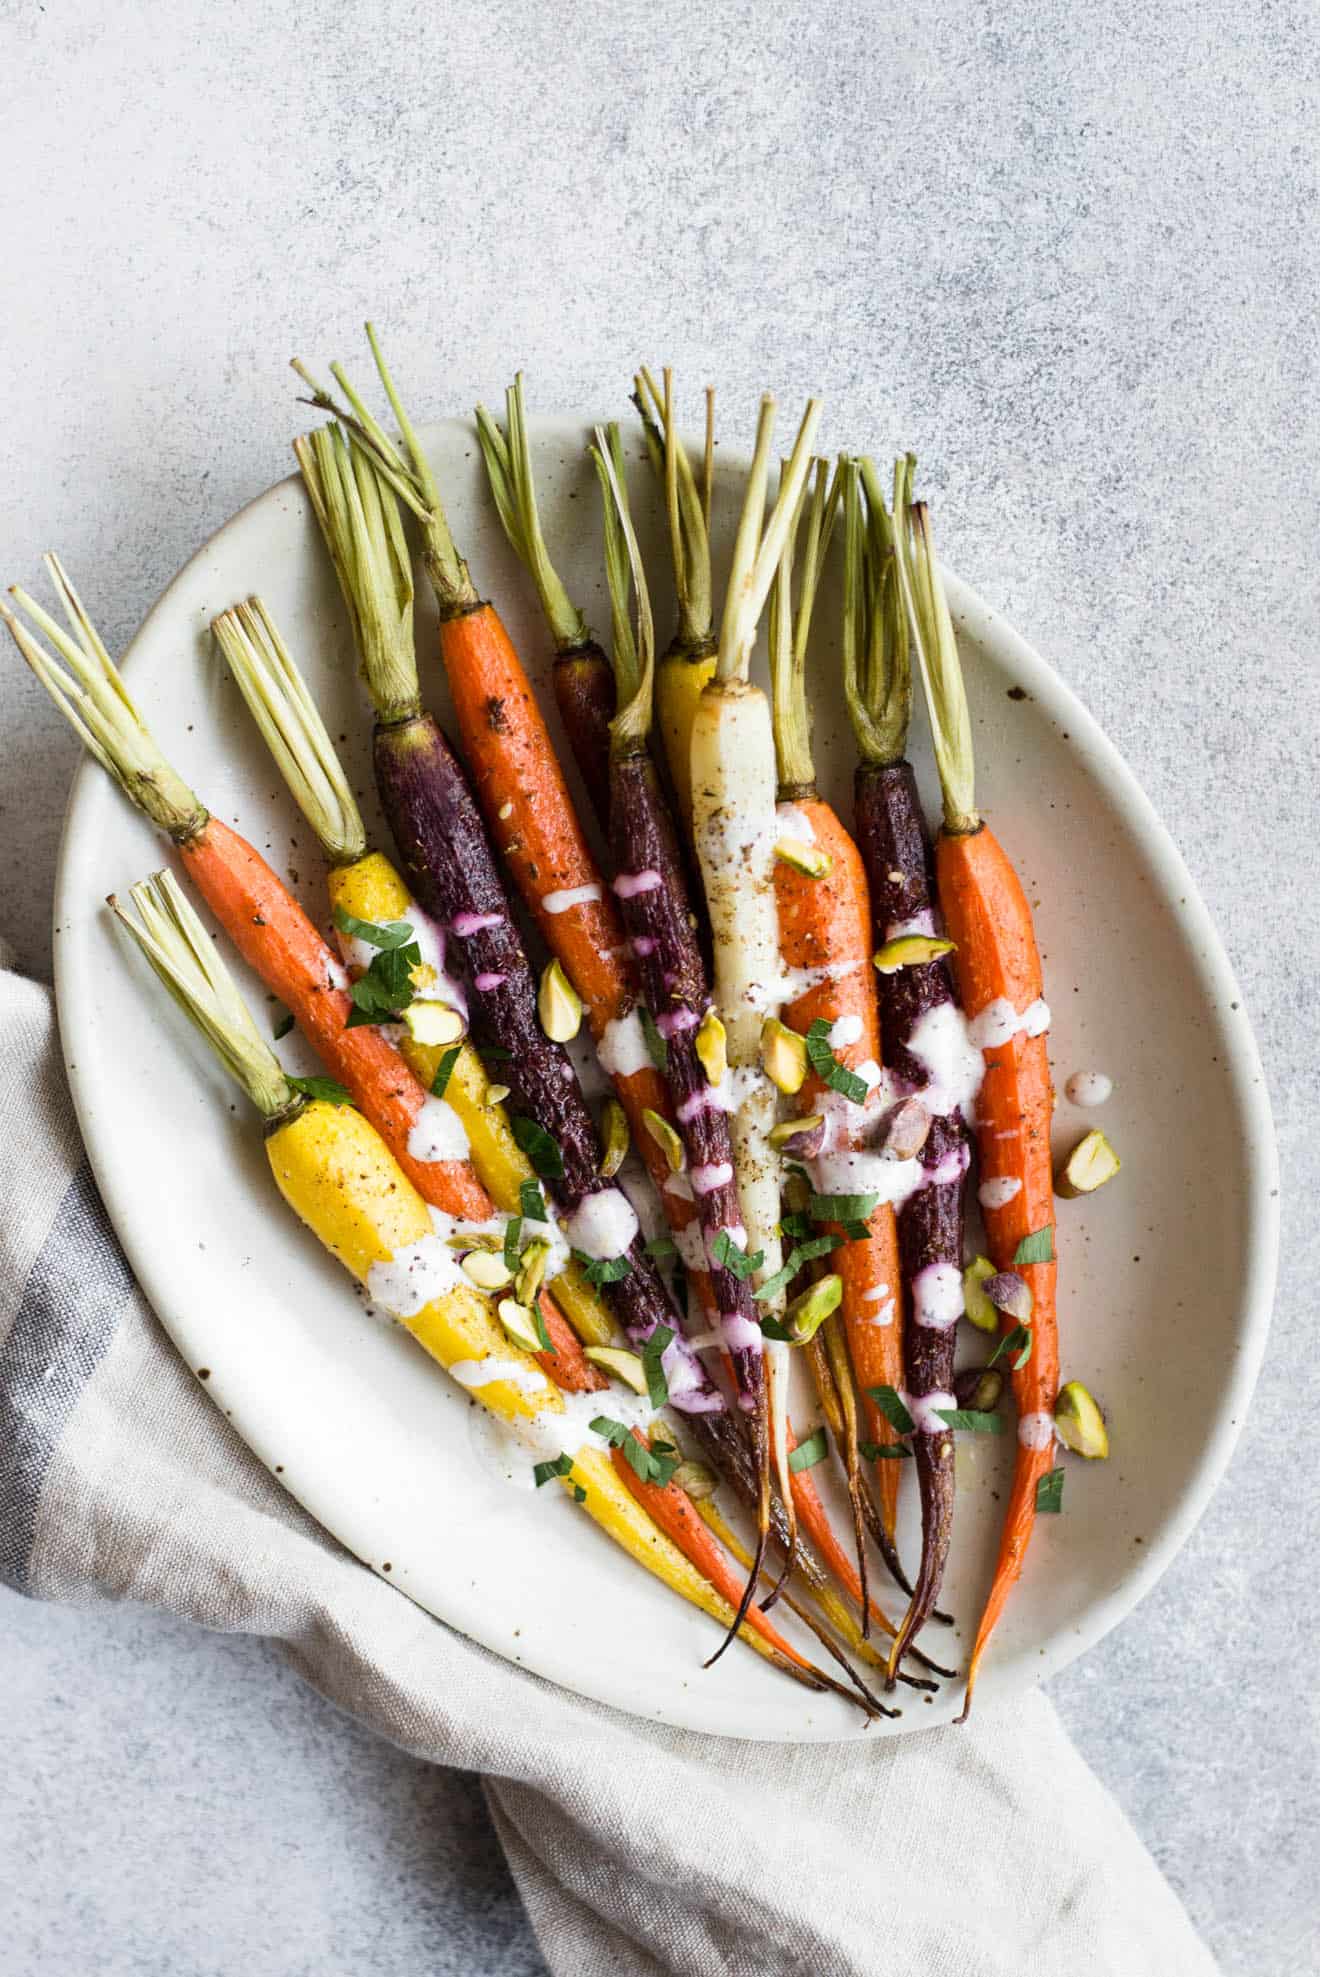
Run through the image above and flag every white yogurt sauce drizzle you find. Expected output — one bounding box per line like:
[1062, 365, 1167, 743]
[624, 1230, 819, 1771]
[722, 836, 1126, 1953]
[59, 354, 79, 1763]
[884, 909, 937, 942]
[1065, 1070, 1113, 1107]
[906, 1002, 985, 1121]
[612, 870, 663, 899]
[449, 1356, 550, 1398]
[541, 884, 603, 915]
[595, 1009, 652, 1080]
[690, 1161, 734, 1197]
[912, 1262, 964, 1330]
[827, 1013, 864, 1050]
[967, 996, 1052, 1051]
[906, 1390, 958, 1435]
[978, 1175, 1023, 1210]
[564, 1188, 639, 1261]
[1018, 1410, 1057, 1451]
[774, 803, 816, 843]
[406, 1094, 470, 1164]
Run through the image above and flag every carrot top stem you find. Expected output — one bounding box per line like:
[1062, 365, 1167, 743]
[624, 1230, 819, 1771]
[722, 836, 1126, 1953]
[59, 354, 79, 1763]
[715, 394, 823, 685]
[3, 559, 205, 841]
[293, 324, 478, 617]
[891, 462, 980, 836]
[211, 596, 367, 867]
[633, 366, 714, 653]
[768, 456, 839, 794]
[841, 456, 913, 770]
[474, 374, 590, 654]
[591, 421, 654, 757]
[110, 869, 296, 1121]
[294, 423, 420, 726]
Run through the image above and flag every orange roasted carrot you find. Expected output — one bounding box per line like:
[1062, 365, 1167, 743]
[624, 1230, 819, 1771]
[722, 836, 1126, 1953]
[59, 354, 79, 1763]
[893, 476, 1060, 1717]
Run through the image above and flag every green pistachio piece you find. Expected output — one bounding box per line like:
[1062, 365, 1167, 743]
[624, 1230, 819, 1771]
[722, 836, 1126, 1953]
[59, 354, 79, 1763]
[783, 1272, 843, 1343]
[1054, 1380, 1110, 1458]
[1056, 1129, 1121, 1198]
[873, 933, 957, 974]
[538, 958, 584, 1043]
[642, 1107, 686, 1173]
[694, 1007, 728, 1086]
[496, 1298, 545, 1354]
[598, 1097, 630, 1179]
[514, 1236, 552, 1308]
[760, 1017, 808, 1095]
[583, 1346, 649, 1396]
[962, 1254, 999, 1333]
[774, 838, 832, 879]
[402, 1000, 466, 1046]
[461, 1248, 515, 1293]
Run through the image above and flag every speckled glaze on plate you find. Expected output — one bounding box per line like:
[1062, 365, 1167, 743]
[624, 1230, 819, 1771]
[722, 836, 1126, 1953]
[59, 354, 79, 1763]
[53, 420, 1278, 1740]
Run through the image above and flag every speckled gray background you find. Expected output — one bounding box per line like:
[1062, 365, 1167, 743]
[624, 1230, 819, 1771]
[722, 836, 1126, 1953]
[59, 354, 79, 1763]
[1, 2, 1315, 1972]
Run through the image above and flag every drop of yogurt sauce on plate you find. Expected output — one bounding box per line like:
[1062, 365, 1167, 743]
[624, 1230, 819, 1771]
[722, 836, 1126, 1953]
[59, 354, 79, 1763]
[1065, 1070, 1113, 1107]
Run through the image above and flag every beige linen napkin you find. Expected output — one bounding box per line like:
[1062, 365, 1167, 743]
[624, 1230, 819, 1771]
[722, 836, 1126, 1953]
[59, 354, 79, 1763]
[1, 962, 1217, 1976]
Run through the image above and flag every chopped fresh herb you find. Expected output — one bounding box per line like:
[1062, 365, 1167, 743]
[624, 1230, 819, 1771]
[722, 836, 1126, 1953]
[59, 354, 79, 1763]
[511, 1115, 565, 1179]
[839, 1218, 872, 1243]
[809, 1189, 880, 1224]
[477, 1041, 512, 1062]
[778, 1210, 812, 1242]
[532, 1452, 573, 1487]
[644, 1235, 677, 1260]
[641, 1324, 674, 1408]
[709, 1229, 764, 1280]
[868, 1385, 915, 1435]
[934, 1408, 1003, 1433]
[753, 1231, 843, 1303]
[272, 1009, 294, 1040]
[1013, 1225, 1055, 1267]
[519, 1179, 549, 1223]
[1035, 1467, 1065, 1514]
[286, 1074, 353, 1107]
[502, 1216, 523, 1273]
[572, 1483, 587, 1503]
[860, 1440, 913, 1461]
[575, 1251, 632, 1286]
[638, 1005, 669, 1072]
[988, 1323, 1033, 1371]
[430, 1043, 463, 1098]
[788, 1426, 829, 1472]
[805, 1018, 870, 1105]
[591, 1416, 678, 1487]
[759, 1314, 795, 1341]
[332, 905, 416, 951]
[345, 937, 422, 1026]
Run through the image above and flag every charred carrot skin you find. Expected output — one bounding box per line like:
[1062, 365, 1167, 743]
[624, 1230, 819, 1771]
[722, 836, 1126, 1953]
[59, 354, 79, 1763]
[371, 710, 723, 1415]
[938, 823, 1058, 1708]
[852, 760, 970, 1656]
[179, 818, 493, 1222]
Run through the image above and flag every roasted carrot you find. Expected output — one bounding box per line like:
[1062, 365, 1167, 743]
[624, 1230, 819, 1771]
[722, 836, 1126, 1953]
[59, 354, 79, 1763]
[110, 868, 839, 1686]
[3, 563, 488, 1222]
[210, 595, 607, 1391]
[894, 472, 1060, 1718]
[476, 374, 616, 827]
[766, 459, 912, 1587]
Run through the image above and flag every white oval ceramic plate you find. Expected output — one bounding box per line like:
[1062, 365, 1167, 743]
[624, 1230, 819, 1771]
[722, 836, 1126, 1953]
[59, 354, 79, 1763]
[54, 418, 1278, 1739]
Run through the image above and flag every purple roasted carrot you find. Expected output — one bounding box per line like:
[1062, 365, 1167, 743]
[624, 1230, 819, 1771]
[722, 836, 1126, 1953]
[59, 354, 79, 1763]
[843, 455, 976, 1679]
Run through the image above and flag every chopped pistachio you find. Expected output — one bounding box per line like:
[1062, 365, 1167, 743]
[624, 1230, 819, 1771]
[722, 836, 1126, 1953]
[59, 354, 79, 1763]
[514, 1237, 552, 1308]
[760, 1017, 808, 1095]
[538, 957, 583, 1043]
[598, 1097, 630, 1179]
[983, 1270, 1033, 1324]
[694, 1007, 727, 1086]
[496, 1298, 545, 1354]
[672, 1458, 718, 1500]
[954, 1364, 1005, 1412]
[879, 1096, 932, 1160]
[642, 1107, 686, 1172]
[774, 838, 832, 879]
[485, 1083, 511, 1107]
[461, 1248, 515, 1293]
[1054, 1380, 1109, 1458]
[583, 1346, 649, 1396]
[768, 1113, 826, 1158]
[873, 932, 957, 974]
[783, 1272, 843, 1343]
[962, 1254, 999, 1333]
[1056, 1129, 1121, 1198]
[402, 1000, 465, 1047]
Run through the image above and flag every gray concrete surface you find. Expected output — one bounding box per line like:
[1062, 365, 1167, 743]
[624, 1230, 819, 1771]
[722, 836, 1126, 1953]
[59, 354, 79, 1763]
[2, 1, 1316, 1971]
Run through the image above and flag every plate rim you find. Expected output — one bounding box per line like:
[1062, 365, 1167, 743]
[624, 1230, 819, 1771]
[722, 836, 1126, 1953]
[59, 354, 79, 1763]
[52, 421, 1280, 1741]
